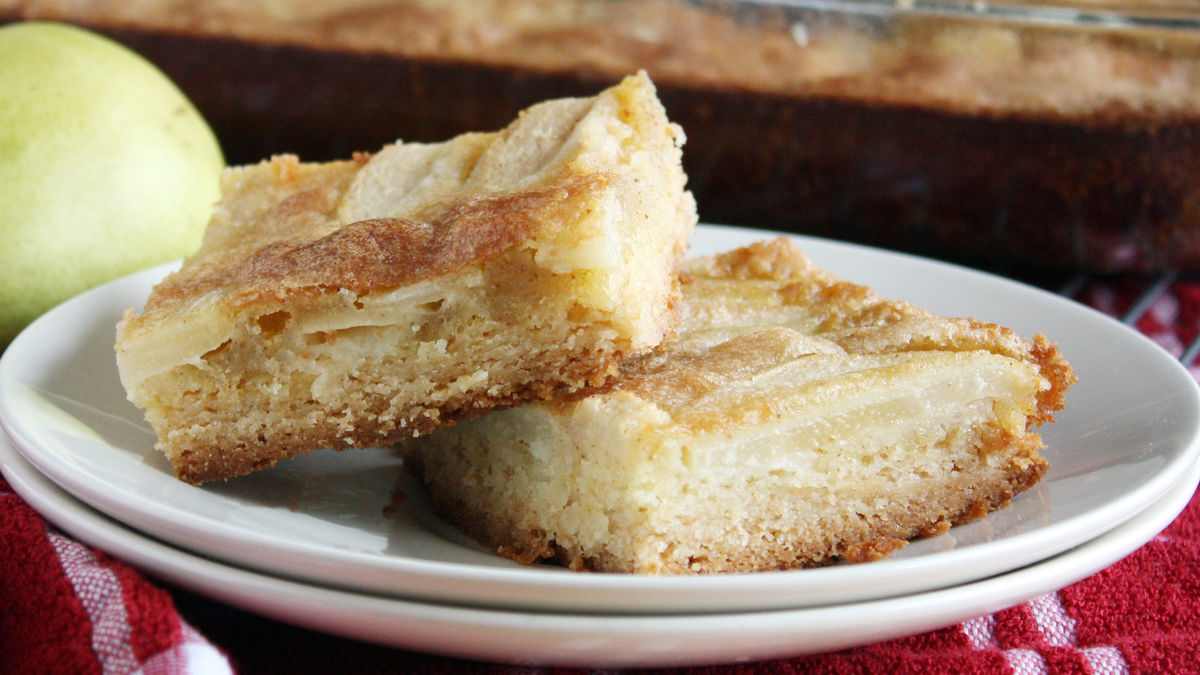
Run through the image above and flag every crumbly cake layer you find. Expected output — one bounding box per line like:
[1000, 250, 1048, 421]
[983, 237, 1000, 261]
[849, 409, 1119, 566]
[406, 238, 1075, 574]
[116, 72, 696, 484]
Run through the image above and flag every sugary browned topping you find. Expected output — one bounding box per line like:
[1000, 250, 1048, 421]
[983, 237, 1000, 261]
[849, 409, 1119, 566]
[610, 238, 1074, 423]
[127, 70, 680, 325]
[608, 328, 824, 426]
[220, 172, 606, 307]
[139, 155, 362, 314]
[686, 236, 832, 283]
[137, 151, 608, 314]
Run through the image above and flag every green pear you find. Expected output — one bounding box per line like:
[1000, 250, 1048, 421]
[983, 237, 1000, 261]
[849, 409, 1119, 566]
[0, 21, 224, 347]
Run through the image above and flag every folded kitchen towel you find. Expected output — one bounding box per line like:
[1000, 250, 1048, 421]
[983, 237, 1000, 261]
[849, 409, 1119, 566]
[774, 485, 1200, 675]
[0, 475, 232, 675]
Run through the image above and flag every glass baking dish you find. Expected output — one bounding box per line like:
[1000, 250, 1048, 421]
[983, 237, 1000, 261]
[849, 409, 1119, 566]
[4, 0, 1199, 272]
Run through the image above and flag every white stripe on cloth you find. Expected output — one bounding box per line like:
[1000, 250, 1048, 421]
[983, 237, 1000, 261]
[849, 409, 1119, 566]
[960, 593, 1129, 675]
[1005, 649, 1048, 675]
[49, 531, 141, 674]
[48, 531, 233, 675]
[1027, 593, 1076, 647]
[961, 615, 999, 650]
[1081, 646, 1130, 675]
[137, 623, 233, 675]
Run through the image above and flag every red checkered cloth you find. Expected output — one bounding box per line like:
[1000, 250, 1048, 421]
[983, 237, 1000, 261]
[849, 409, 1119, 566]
[3, 278, 1199, 675]
[0, 475, 232, 674]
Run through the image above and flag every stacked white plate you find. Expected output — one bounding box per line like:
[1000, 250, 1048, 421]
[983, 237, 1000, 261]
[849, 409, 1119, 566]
[2, 226, 1198, 668]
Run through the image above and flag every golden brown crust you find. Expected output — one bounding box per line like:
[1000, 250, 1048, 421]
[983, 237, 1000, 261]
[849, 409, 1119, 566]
[842, 538, 908, 564]
[692, 237, 831, 283]
[222, 173, 605, 306]
[137, 154, 606, 315]
[614, 238, 1074, 427]
[1030, 333, 1078, 425]
[136, 155, 363, 313]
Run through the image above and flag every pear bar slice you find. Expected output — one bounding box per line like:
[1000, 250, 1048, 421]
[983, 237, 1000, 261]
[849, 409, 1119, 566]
[405, 238, 1075, 574]
[116, 72, 696, 484]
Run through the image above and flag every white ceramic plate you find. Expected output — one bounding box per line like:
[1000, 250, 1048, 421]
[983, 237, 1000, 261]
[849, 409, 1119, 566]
[2, 431, 1195, 668]
[1, 225, 1198, 615]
